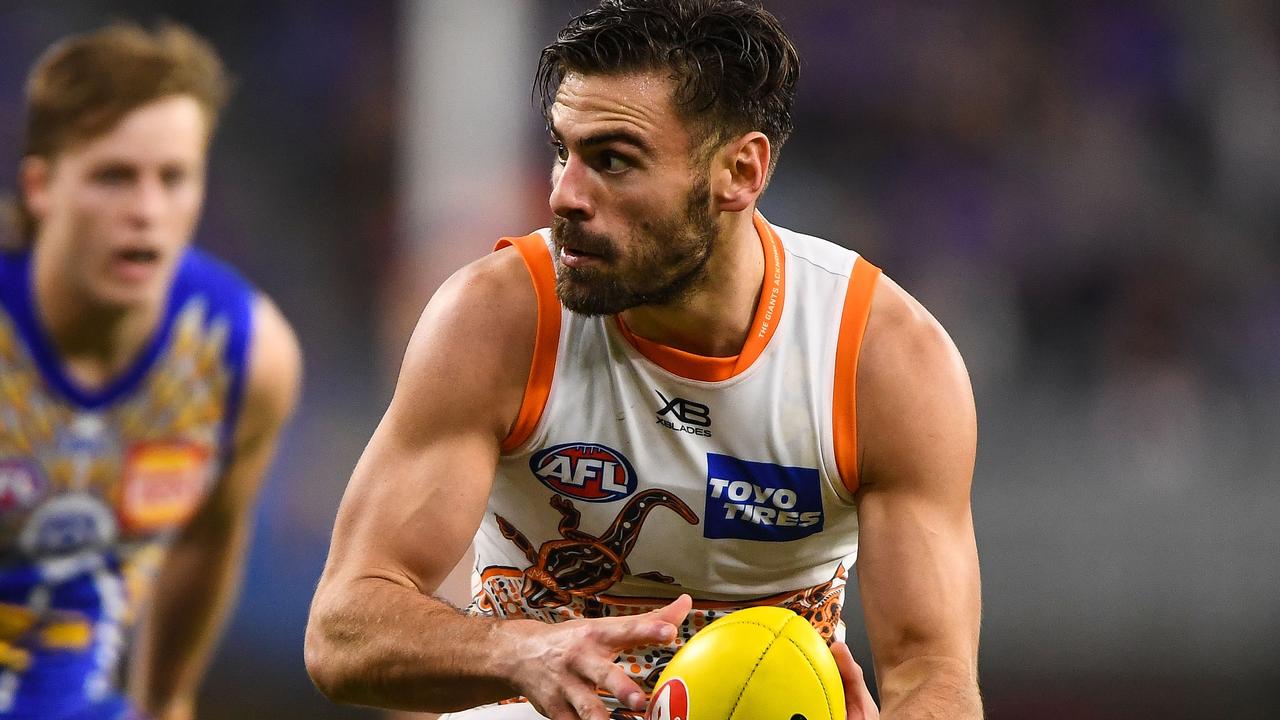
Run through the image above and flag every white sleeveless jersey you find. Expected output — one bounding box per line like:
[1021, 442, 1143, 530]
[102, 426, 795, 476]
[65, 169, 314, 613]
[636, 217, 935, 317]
[468, 213, 881, 707]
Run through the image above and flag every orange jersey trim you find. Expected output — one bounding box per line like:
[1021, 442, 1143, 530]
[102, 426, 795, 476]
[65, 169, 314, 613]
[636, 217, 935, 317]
[614, 212, 785, 382]
[832, 257, 882, 494]
[494, 234, 561, 453]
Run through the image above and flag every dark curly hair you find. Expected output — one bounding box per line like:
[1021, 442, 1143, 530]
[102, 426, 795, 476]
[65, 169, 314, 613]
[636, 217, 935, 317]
[535, 0, 800, 174]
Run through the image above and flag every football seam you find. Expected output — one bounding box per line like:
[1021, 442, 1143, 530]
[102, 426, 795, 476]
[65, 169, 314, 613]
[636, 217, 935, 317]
[689, 620, 786, 639]
[784, 634, 835, 720]
[724, 632, 779, 720]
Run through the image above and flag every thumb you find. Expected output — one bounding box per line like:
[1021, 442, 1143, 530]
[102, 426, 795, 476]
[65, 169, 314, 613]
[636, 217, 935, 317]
[649, 593, 693, 630]
[830, 641, 879, 720]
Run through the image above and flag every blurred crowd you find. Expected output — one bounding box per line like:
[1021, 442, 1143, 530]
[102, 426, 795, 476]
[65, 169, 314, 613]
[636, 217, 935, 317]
[1, 1, 1277, 718]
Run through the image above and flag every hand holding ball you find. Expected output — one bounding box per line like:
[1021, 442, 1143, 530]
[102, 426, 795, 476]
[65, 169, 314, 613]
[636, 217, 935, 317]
[646, 607, 844, 720]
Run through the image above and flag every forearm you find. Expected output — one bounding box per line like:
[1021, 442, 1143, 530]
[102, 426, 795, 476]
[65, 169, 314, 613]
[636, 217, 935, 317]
[305, 575, 531, 712]
[878, 656, 982, 720]
[131, 515, 252, 720]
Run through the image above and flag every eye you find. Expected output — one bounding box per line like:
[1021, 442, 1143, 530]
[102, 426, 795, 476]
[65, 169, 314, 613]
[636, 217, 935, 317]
[600, 152, 629, 173]
[160, 167, 187, 188]
[91, 165, 134, 186]
[550, 140, 568, 164]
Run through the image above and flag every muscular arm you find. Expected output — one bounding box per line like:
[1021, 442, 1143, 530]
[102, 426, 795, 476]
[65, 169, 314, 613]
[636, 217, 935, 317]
[131, 296, 302, 720]
[854, 277, 982, 719]
[304, 248, 684, 717]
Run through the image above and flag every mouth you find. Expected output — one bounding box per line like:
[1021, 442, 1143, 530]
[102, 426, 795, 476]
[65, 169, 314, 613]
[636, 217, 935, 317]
[560, 245, 608, 268]
[116, 248, 160, 264]
[551, 218, 618, 270]
[109, 246, 163, 283]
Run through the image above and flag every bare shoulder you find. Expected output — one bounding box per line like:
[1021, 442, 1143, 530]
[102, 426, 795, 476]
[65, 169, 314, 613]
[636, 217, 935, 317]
[856, 274, 976, 494]
[389, 245, 539, 445]
[859, 275, 966, 387]
[238, 294, 303, 445]
[314, 247, 536, 596]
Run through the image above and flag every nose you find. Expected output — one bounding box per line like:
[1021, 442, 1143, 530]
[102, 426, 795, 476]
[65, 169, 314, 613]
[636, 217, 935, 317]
[126, 175, 166, 228]
[549, 157, 593, 222]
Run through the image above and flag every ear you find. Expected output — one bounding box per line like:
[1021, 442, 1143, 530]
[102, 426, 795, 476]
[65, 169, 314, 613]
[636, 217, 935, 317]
[711, 132, 770, 213]
[19, 156, 52, 223]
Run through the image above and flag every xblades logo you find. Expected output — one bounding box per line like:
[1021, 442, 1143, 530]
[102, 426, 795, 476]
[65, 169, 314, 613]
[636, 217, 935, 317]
[655, 390, 712, 437]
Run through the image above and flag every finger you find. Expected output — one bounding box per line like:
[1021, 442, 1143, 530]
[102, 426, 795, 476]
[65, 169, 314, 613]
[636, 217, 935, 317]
[831, 641, 863, 685]
[830, 642, 878, 720]
[562, 679, 612, 720]
[600, 593, 692, 648]
[593, 614, 677, 650]
[650, 593, 693, 627]
[573, 653, 646, 711]
[534, 695, 577, 720]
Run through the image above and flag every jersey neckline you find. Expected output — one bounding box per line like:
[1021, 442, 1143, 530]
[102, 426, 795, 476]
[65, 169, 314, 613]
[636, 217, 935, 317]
[613, 211, 785, 383]
[12, 250, 185, 409]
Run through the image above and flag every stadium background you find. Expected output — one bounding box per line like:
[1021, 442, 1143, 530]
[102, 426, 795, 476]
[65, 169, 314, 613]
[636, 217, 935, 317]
[2, 1, 1278, 717]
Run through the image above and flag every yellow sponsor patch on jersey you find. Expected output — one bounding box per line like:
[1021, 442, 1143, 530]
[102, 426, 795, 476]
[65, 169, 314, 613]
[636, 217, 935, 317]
[0, 604, 37, 641]
[0, 641, 31, 672]
[40, 618, 93, 650]
[119, 442, 212, 533]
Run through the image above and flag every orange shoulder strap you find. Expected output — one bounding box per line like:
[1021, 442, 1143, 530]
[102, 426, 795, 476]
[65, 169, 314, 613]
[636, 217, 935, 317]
[832, 256, 882, 494]
[494, 233, 561, 453]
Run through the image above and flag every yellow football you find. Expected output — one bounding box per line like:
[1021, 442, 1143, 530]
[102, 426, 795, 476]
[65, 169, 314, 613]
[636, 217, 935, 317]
[645, 606, 844, 720]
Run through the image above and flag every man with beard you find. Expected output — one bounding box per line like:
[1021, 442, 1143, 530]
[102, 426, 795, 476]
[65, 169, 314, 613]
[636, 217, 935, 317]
[306, 2, 981, 719]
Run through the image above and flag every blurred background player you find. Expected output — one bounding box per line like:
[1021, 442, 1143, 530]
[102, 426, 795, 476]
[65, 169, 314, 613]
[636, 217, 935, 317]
[305, 1, 975, 719]
[0, 23, 300, 720]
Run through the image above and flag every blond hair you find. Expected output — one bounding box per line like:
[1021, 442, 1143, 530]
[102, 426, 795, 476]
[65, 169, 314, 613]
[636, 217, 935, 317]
[9, 22, 231, 243]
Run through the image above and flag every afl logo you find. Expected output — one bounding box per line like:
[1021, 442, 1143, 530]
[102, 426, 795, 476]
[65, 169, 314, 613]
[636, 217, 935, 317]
[647, 678, 690, 720]
[0, 460, 45, 513]
[530, 443, 637, 502]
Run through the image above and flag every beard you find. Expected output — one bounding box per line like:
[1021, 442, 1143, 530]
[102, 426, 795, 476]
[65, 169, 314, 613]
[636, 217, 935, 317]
[550, 177, 716, 316]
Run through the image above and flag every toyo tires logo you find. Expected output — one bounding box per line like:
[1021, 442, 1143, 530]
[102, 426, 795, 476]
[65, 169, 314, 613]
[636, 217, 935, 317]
[530, 443, 637, 502]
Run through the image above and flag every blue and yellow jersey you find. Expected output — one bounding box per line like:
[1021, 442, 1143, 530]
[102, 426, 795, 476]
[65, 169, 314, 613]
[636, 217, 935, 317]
[0, 248, 254, 720]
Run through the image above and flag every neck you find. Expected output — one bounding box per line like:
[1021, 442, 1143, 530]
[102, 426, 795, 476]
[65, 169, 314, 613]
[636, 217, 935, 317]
[619, 209, 764, 357]
[31, 246, 164, 390]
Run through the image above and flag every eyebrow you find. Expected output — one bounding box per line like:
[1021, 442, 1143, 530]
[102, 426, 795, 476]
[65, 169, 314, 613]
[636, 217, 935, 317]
[88, 160, 139, 175]
[549, 123, 654, 155]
